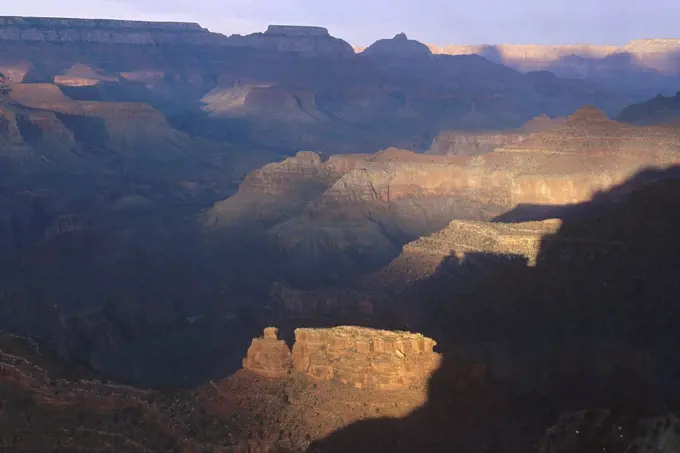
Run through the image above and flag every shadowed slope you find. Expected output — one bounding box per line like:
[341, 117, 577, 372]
[309, 166, 680, 452]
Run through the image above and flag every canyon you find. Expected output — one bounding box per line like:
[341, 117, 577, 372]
[0, 14, 680, 453]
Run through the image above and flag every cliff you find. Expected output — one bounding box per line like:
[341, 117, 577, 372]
[242, 327, 292, 378]
[379, 219, 563, 286]
[0, 17, 353, 57]
[241, 326, 464, 391]
[0, 16, 224, 45]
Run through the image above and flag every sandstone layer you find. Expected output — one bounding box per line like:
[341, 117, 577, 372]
[241, 326, 458, 392]
[378, 218, 563, 287]
[242, 327, 292, 379]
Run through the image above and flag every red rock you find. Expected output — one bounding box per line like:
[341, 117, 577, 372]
[242, 327, 292, 379]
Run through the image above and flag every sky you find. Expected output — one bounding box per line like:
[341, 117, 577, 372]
[3, 0, 680, 46]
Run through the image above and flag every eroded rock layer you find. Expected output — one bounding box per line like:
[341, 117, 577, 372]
[242, 326, 460, 391]
[208, 107, 680, 284]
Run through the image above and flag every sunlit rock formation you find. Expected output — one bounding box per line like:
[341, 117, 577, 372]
[242, 326, 472, 391]
[208, 106, 680, 284]
[379, 219, 563, 287]
[242, 327, 292, 379]
[292, 326, 445, 390]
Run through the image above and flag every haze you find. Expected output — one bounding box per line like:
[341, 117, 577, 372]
[4, 0, 679, 46]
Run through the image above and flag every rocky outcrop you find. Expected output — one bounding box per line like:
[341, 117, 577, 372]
[241, 326, 463, 391]
[242, 327, 292, 379]
[379, 219, 562, 286]
[291, 326, 446, 390]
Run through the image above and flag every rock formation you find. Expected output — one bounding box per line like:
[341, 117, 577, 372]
[0, 17, 353, 57]
[242, 327, 292, 379]
[378, 219, 563, 287]
[291, 326, 445, 390]
[207, 107, 680, 284]
[241, 326, 460, 391]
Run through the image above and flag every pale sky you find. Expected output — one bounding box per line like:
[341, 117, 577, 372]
[3, 0, 679, 46]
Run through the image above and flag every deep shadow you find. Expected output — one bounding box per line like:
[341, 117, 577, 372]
[55, 113, 109, 148]
[308, 166, 680, 452]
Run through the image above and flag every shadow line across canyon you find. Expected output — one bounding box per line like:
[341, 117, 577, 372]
[307, 165, 680, 453]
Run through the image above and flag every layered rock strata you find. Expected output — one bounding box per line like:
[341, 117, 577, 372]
[242, 326, 461, 391]
[242, 327, 292, 379]
[209, 107, 680, 283]
[0, 17, 353, 58]
[378, 219, 563, 287]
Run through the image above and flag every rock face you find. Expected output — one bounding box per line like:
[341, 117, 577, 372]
[381, 219, 563, 286]
[206, 151, 366, 230]
[0, 16, 223, 45]
[242, 327, 292, 379]
[208, 109, 680, 284]
[242, 326, 454, 391]
[0, 17, 353, 57]
[292, 326, 444, 390]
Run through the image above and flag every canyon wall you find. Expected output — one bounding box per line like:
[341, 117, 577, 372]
[208, 107, 680, 284]
[0, 17, 353, 57]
